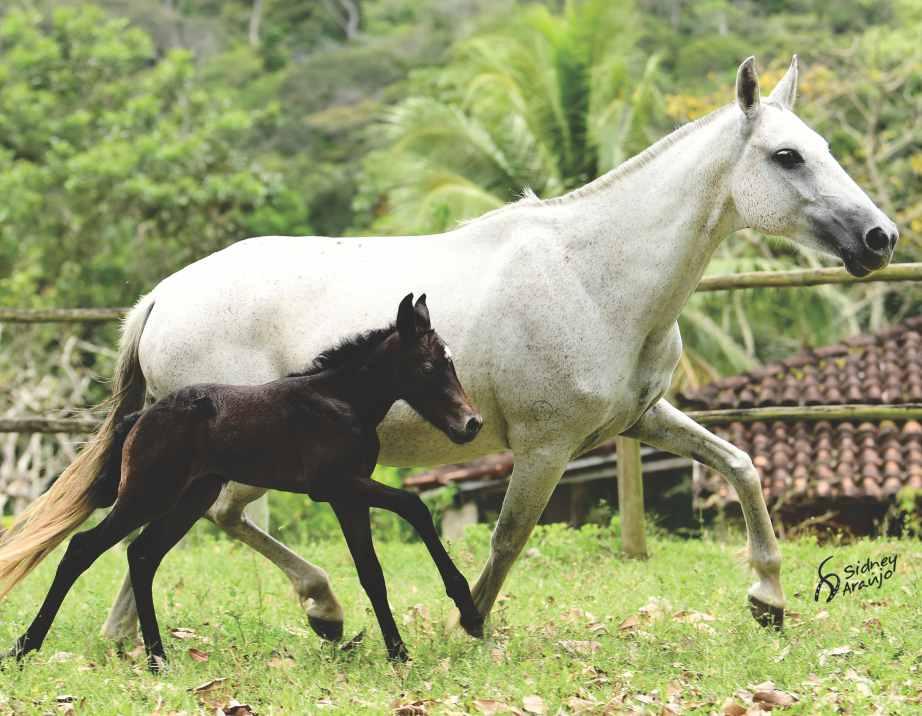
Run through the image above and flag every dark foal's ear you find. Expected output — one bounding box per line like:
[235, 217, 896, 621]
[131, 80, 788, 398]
[397, 293, 416, 345]
[414, 293, 431, 333]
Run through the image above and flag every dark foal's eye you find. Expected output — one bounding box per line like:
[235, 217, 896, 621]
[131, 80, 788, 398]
[772, 149, 805, 169]
[421, 361, 434, 374]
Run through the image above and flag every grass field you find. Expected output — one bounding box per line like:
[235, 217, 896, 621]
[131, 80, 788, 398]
[0, 521, 919, 714]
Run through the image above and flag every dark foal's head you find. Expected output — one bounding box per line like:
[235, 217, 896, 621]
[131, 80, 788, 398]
[395, 293, 482, 444]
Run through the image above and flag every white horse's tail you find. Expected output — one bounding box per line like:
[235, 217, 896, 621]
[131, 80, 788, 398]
[0, 294, 155, 599]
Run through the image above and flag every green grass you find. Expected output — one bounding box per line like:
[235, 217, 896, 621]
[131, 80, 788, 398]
[0, 522, 919, 714]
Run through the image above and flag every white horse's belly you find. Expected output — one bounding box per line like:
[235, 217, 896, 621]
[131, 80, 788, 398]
[138, 236, 510, 468]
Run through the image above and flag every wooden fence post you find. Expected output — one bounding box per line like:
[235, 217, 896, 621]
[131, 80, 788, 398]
[616, 436, 647, 559]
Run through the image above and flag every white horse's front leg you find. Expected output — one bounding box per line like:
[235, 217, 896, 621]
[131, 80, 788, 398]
[470, 447, 571, 619]
[206, 482, 345, 640]
[625, 399, 785, 627]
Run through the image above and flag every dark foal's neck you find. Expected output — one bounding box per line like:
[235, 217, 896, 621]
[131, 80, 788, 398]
[301, 334, 403, 426]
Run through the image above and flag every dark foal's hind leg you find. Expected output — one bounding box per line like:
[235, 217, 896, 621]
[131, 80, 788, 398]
[330, 500, 408, 662]
[356, 479, 484, 638]
[127, 477, 223, 673]
[1, 506, 150, 664]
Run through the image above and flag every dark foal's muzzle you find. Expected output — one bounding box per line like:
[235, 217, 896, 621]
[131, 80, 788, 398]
[447, 413, 483, 444]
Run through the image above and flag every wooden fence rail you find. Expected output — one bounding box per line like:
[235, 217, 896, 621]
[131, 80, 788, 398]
[3, 262, 922, 556]
[1, 262, 920, 324]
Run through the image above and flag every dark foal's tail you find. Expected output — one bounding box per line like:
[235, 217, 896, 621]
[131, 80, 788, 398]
[87, 411, 142, 508]
[0, 296, 155, 600]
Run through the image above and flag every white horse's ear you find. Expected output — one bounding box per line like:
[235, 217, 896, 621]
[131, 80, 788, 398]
[736, 56, 761, 119]
[768, 54, 798, 110]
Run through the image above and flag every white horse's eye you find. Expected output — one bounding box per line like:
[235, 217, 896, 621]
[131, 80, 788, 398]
[772, 148, 805, 169]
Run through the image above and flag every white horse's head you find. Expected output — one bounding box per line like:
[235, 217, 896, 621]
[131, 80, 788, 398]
[729, 55, 898, 277]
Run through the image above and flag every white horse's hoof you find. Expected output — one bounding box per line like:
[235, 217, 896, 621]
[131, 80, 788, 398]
[748, 595, 784, 630]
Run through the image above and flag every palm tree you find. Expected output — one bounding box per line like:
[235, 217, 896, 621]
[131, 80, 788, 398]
[356, 0, 664, 234]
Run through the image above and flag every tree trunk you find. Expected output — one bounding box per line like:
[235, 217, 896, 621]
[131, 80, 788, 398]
[249, 0, 263, 48]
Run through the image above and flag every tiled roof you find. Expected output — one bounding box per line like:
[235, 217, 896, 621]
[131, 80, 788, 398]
[404, 444, 616, 491]
[678, 316, 922, 410]
[682, 317, 922, 509]
[404, 451, 515, 489]
[697, 419, 922, 509]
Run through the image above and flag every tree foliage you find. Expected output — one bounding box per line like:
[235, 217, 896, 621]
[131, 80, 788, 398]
[0, 4, 309, 308]
[355, 0, 667, 234]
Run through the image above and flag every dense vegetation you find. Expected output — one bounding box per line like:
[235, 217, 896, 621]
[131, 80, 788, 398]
[0, 1, 920, 507]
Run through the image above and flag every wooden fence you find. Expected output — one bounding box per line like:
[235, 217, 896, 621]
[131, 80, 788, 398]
[3, 262, 922, 556]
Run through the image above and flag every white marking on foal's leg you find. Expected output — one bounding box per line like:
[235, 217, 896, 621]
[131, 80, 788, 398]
[625, 399, 784, 622]
[206, 484, 345, 636]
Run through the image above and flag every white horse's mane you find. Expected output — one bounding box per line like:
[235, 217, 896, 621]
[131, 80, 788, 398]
[471, 104, 734, 224]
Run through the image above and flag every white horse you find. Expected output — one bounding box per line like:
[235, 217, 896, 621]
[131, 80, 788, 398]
[2, 56, 897, 641]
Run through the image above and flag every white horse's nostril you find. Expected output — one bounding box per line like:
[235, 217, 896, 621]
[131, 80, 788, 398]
[864, 227, 890, 254]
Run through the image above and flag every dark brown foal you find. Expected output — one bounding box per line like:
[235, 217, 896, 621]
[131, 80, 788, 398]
[2, 294, 485, 669]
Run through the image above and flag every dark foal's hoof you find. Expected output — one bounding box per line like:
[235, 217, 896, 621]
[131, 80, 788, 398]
[460, 613, 485, 639]
[308, 616, 344, 642]
[748, 595, 784, 630]
[147, 654, 169, 674]
[387, 642, 410, 663]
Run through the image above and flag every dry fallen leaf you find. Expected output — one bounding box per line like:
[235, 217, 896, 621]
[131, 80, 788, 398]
[672, 610, 715, 624]
[170, 627, 197, 640]
[819, 646, 853, 665]
[190, 678, 228, 694]
[187, 648, 209, 663]
[522, 695, 546, 715]
[721, 699, 747, 716]
[472, 698, 520, 715]
[558, 640, 601, 656]
[222, 700, 255, 716]
[773, 646, 791, 663]
[393, 700, 430, 715]
[565, 696, 598, 714]
[752, 688, 797, 708]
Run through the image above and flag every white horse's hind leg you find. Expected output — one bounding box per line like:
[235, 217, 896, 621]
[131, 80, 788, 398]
[625, 399, 785, 626]
[100, 573, 140, 642]
[469, 447, 571, 618]
[206, 483, 345, 640]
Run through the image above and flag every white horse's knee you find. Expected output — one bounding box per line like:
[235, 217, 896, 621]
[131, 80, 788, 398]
[207, 484, 268, 530]
[724, 452, 763, 495]
[207, 498, 245, 530]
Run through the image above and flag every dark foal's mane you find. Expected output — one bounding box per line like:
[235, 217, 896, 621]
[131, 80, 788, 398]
[288, 323, 396, 378]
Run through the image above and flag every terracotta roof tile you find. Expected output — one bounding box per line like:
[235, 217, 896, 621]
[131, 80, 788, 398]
[678, 319, 922, 409]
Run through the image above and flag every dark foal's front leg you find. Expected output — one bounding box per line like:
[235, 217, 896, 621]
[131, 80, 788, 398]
[330, 500, 408, 661]
[1, 507, 148, 665]
[127, 477, 223, 673]
[356, 479, 483, 638]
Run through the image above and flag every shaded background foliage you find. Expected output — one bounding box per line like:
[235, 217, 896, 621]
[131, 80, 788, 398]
[0, 0, 920, 531]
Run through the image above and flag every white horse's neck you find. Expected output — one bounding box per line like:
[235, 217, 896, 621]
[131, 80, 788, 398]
[496, 106, 744, 334]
